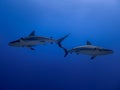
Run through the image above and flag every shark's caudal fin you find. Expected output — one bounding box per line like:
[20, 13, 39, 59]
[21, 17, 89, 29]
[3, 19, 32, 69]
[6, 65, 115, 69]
[61, 47, 69, 57]
[56, 34, 70, 48]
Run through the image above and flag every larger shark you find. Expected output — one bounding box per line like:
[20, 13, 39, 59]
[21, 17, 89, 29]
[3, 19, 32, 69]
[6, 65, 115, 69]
[63, 41, 113, 59]
[8, 31, 69, 50]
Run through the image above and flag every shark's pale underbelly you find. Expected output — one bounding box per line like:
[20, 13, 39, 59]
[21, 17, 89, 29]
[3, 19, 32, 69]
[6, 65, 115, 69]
[77, 50, 101, 55]
[24, 41, 46, 46]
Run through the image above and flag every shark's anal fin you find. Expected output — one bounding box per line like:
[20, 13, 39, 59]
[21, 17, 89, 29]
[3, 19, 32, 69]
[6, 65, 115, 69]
[76, 51, 79, 55]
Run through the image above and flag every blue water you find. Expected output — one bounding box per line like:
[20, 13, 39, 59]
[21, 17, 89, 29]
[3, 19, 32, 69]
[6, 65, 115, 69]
[0, 0, 120, 90]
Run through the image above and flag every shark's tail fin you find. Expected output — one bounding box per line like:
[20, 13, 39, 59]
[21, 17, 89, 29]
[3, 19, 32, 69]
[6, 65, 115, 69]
[56, 34, 70, 48]
[62, 47, 69, 57]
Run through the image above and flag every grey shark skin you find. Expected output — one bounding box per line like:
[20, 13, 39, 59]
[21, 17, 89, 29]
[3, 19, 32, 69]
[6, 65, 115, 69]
[8, 31, 69, 50]
[63, 41, 113, 59]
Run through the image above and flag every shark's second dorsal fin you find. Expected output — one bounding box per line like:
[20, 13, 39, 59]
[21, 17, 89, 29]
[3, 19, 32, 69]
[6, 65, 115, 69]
[29, 30, 35, 36]
[87, 41, 92, 45]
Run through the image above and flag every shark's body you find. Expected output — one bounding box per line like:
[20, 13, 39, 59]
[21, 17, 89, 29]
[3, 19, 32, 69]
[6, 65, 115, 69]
[63, 41, 113, 59]
[8, 31, 69, 50]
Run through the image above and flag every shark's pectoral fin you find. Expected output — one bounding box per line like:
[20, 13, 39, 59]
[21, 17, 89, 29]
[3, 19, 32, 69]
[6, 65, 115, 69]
[91, 55, 97, 59]
[27, 46, 35, 50]
[50, 42, 53, 44]
[30, 47, 35, 50]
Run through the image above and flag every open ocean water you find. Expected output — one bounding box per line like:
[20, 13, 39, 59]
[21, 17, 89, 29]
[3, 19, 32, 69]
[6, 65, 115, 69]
[0, 0, 120, 90]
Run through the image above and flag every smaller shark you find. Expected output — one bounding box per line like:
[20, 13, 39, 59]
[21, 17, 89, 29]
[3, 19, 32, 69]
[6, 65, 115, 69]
[62, 41, 113, 59]
[8, 31, 69, 50]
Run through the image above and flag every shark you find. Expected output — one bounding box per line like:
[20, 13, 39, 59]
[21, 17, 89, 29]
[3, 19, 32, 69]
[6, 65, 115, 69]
[62, 41, 113, 59]
[8, 31, 69, 50]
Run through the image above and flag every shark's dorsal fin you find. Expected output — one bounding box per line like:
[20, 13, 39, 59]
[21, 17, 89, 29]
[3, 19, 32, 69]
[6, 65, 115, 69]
[87, 41, 92, 45]
[29, 30, 35, 36]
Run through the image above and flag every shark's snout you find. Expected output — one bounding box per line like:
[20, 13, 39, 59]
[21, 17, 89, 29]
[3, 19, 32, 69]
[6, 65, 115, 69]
[109, 50, 114, 54]
[8, 42, 13, 46]
[8, 39, 21, 47]
[103, 49, 113, 54]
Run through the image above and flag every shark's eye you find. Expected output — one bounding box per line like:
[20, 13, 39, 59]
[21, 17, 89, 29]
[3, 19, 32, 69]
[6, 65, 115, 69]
[93, 48, 97, 50]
